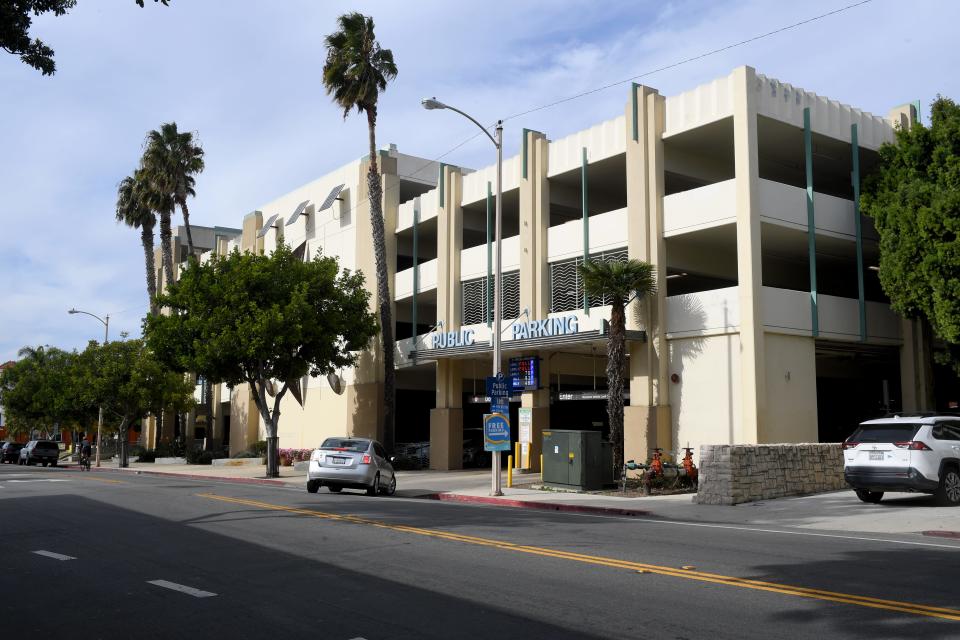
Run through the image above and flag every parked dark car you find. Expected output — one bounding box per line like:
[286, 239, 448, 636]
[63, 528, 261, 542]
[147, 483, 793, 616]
[1, 442, 24, 464]
[19, 440, 60, 467]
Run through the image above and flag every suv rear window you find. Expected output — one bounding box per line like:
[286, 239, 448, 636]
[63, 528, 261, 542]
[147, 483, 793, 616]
[849, 424, 921, 443]
[319, 438, 367, 452]
[35, 442, 59, 450]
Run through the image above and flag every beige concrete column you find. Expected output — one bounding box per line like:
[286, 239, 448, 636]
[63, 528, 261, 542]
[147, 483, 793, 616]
[347, 153, 401, 441]
[520, 130, 550, 320]
[429, 165, 465, 470]
[624, 84, 670, 462]
[520, 352, 551, 471]
[733, 66, 765, 444]
[241, 210, 264, 254]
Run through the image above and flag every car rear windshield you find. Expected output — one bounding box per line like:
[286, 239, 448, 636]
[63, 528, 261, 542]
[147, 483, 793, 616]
[319, 438, 367, 452]
[849, 424, 921, 443]
[35, 442, 59, 450]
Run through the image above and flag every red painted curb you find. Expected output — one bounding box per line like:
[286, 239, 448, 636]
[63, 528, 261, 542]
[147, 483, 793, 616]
[425, 492, 652, 517]
[90, 467, 292, 486]
[921, 530, 960, 539]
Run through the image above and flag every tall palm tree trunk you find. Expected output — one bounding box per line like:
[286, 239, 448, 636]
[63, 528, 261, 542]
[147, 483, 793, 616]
[141, 222, 159, 316]
[607, 296, 627, 473]
[366, 106, 396, 453]
[178, 198, 195, 258]
[159, 212, 174, 290]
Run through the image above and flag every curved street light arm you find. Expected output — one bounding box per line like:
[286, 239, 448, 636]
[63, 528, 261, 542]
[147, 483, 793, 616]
[440, 104, 500, 149]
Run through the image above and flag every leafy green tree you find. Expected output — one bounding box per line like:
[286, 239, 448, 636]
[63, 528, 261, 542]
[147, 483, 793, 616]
[0, 345, 95, 438]
[142, 122, 205, 259]
[2, 1, 166, 76]
[144, 244, 379, 477]
[578, 259, 656, 475]
[323, 12, 398, 452]
[862, 97, 960, 373]
[116, 168, 159, 315]
[78, 339, 192, 467]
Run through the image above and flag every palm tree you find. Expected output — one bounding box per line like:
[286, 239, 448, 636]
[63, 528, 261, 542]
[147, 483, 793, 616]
[323, 12, 398, 452]
[116, 169, 159, 315]
[142, 122, 205, 260]
[139, 156, 177, 290]
[578, 258, 656, 475]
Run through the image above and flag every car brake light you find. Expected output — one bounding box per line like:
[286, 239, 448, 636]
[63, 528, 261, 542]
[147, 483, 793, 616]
[842, 442, 859, 450]
[335, 447, 348, 451]
[361, 454, 371, 464]
[893, 441, 932, 450]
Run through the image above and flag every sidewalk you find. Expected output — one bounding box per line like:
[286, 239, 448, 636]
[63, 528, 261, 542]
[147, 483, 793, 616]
[90, 461, 960, 537]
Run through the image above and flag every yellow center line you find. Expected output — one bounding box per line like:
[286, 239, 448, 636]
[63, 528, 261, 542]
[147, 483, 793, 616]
[196, 493, 960, 622]
[79, 476, 125, 484]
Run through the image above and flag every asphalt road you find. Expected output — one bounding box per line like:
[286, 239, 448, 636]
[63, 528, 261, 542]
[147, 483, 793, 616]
[1, 464, 958, 639]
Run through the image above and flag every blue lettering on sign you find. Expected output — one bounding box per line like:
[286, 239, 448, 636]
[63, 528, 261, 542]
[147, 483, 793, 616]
[431, 329, 475, 349]
[511, 314, 579, 340]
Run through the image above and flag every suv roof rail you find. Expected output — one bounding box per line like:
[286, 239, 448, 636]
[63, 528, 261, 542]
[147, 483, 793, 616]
[878, 411, 960, 419]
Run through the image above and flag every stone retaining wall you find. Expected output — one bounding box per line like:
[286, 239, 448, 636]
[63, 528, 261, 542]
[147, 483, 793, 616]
[695, 443, 845, 505]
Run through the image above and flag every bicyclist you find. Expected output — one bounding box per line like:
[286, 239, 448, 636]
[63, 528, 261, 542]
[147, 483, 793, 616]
[79, 439, 92, 469]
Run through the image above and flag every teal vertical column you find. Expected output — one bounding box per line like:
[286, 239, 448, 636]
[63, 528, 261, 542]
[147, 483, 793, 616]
[804, 107, 819, 337]
[581, 147, 590, 314]
[486, 182, 493, 327]
[412, 201, 419, 360]
[852, 124, 866, 341]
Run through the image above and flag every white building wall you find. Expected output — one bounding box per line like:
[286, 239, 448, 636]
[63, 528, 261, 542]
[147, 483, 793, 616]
[547, 115, 626, 177]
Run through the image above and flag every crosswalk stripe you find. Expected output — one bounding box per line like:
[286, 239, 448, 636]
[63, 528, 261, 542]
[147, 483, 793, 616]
[147, 579, 217, 598]
[32, 550, 76, 561]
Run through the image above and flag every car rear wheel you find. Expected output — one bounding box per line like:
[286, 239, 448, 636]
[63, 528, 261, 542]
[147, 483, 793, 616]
[855, 489, 884, 504]
[327, 486, 342, 493]
[935, 467, 960, 506]
[367, 473, 380, 496]
[306, 480, 320, 494]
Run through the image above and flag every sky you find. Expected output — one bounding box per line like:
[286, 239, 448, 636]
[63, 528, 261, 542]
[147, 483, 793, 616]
[1, 0, 958, 362]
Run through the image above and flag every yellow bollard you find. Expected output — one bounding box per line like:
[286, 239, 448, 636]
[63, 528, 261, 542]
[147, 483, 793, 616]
[514, 442, 521, 468]
[507, 455, 513, 488]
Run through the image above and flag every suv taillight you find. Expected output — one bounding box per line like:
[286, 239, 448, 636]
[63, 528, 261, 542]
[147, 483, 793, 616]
[842, 441, 859, 450]
[361, 454, 371, 464]
[894, 441, 932, 450]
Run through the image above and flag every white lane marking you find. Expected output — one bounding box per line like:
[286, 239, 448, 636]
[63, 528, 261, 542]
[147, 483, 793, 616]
[32, 550, 76, 561]
[7, 479, 70, 483]
[147, 580, 217, 598]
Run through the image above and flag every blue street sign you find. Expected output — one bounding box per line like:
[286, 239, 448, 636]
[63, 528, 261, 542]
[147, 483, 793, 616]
[491, 398, 509, 415]
[486, 373, 510, 400]
[483, 413, 511, 452]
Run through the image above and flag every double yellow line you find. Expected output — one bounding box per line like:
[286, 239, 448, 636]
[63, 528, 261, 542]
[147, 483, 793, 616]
[197, 493, 960, 622]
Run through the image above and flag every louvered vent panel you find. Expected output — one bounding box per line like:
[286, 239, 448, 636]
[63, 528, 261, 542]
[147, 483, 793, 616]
[501, 271, 519, 319]
[549, 248, 629, 312]
[461, 277, 487, 326]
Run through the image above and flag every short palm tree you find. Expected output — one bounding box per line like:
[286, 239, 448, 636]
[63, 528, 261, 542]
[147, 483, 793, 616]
[116, 169, 159, 315]
[323, 12, 398, 452]
[142, 122, 205, 260]
[578, 258, 656, 475]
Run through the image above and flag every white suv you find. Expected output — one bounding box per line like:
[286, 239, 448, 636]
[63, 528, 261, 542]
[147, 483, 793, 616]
[843, 414, 960, 505]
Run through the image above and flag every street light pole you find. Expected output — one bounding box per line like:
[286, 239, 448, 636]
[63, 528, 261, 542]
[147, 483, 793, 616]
[422, 98, 505, 496]
[68, 308, 109, 467]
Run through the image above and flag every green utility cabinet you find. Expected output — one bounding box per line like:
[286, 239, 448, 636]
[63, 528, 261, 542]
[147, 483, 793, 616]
[542, 429, 604, 490]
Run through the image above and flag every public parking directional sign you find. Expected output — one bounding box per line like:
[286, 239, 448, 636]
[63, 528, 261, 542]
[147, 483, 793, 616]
[483, 413, 511, 452]
[486, 373, 510, 400]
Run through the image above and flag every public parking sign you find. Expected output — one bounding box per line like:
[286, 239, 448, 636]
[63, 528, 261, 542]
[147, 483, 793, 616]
[486, 373, 511, 400]
[483, 413, 511, 452]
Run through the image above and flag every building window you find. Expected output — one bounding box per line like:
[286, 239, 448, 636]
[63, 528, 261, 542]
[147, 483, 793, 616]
[461, 270, 520, 324]
[549, 249, 628, 312]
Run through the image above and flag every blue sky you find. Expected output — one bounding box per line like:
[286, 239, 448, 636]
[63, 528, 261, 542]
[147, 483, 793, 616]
[1, 0, 957, 362]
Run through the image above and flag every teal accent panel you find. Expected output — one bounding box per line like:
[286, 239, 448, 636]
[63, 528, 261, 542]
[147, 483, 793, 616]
[581, 147, 590, 315]
[804, 107, 819, 337]
[522, 129, 530, 179]
[913, 99, 922, 125]
[438, 163, 447, 202]
[486, 182, 493, 328]
[632, 83, 640, 142]
[412, 201, 420, 349]
[852, 124, 866, 341]
[803, 107, 820, 337]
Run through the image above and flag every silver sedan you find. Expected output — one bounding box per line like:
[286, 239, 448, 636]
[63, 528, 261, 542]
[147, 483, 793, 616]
[306, 437, 396, 496]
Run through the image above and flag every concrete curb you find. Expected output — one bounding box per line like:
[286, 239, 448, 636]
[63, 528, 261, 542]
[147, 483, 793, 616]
[424, 492, 653, 517]
[90, 466, 296, 487]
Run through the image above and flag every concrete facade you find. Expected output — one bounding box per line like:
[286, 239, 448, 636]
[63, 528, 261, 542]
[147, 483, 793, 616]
[161, 67, 932, 470]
